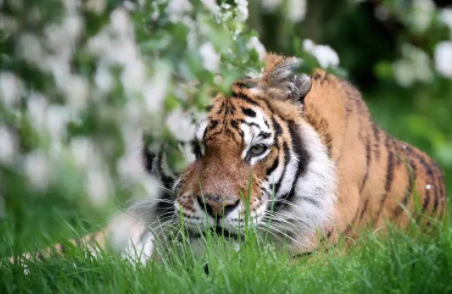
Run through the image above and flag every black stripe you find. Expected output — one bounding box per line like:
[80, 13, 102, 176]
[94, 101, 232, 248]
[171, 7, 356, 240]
[273, 122, 310, 211]
[224, 129, 241, 145]
[206, 105, 213, 112]
[239, 119, 260, 129]
[384, 138, 395, 192]
[359, 135, 371, 193]
[273, 142, 291, 194]
[230, 120, 244, 138]
[241, 107, 256, 117]
[343, 209, 360, 235]
[374, 135, 395, 223]
[157, 150, 175, 189]
[422, 187, 431, 211]
[433, 182, 440, 213]
[156, 193, 176, 220]
[266, 156, 279, 176]
[403, 146, 436, 213]
[359, 198, 370, 221]
[225, 103, 236, 115]
[372, 120, 381, 159]
[217, 102, 225, 114]
[385, 151, 395, 192]
[271, 116, 283, 136]
[191, 141, 203, 159]
[232, 94, 259, 106]
[234, 81, 257, 89]
[143, 146, 155, 173]
[395, 160, 416, 217]
[326, 230, 333, 239]
[258, 132, 271, 139]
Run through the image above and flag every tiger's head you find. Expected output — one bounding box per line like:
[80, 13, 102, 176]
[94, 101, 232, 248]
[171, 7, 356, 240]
[152, 55, 337, 248]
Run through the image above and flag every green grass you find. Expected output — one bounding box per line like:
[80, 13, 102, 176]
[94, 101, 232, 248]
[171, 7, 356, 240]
[1, 200, 452, 294]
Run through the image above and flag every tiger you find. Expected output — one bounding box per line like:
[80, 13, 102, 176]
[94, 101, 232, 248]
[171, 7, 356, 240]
[10, 54, 447, 264]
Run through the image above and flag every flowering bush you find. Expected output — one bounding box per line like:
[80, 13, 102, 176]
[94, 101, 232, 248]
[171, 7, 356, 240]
[0, 0, 344, 228]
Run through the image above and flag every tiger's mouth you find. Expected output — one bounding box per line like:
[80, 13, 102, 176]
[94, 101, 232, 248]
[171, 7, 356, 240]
[185, 225, 244, 241]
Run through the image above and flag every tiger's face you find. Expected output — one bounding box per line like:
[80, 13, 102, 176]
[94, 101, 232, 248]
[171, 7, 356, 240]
[154, 56, 336, 244]
[175, 88, 304, 235]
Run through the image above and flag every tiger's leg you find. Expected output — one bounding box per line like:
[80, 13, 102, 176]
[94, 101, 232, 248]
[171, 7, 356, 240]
[8, 226, 110, 264]
[8, 212, 159, 265]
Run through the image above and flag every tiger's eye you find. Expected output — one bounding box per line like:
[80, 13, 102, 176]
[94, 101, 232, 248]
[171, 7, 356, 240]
[249, 145, 267, 156]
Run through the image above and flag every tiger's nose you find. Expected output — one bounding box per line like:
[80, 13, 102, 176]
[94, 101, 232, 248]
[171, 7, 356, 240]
[197, 194, 240, 218]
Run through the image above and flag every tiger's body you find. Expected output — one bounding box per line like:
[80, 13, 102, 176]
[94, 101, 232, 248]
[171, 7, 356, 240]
[13, 54, 447, 263]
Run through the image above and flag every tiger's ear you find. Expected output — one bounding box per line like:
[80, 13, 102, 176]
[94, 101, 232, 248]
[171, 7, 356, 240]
[260, 54, 311, 102]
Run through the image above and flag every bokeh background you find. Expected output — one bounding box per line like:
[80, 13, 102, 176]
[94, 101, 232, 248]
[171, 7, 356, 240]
[0, 0, 451, 253]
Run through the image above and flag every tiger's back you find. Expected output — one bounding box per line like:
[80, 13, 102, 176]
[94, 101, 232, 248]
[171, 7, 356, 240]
[302, 67, 447, 240]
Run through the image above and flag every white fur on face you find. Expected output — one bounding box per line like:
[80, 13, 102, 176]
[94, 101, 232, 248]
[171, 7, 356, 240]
[274, 122, 336, 250]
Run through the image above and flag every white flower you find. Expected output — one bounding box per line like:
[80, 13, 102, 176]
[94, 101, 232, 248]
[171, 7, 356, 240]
[70, 137, 98, 169]
[235, 0, 249, 22]
[199, 42, 220, 72]
[24, 152, 50, 191]
[46, 106, 71, 142]
[247, 36, 266, 61]
[440, 8, 452, 39]
[288, 0, 307, 22]
[41, 55, 71, 86]
[85, 0, 106, 14]
[0, 72, 22, 108]
[45, 13, 83, 51]
[394, 45, 433, 87]
[143, 62, 171, 113]
[0, 14, 19, 33]
[63, 75, 89, 110]
[141, 175, 162, 200]
[17, 33, 43, 64]
[110, 8, 133, 37]
[434, 41, 452, 78]
[167, 0, 192, 22]
[87, 168, 111, 206]
[87, 8, 138, 66]
[27, 92, 48, 133]
[200, 0, 220, 14]
[123, 0, 137, 11]
[166, 108, 196, 142]
[95, 64, 114, 94]
[409, 0, 435, 33]
[117, 151, 145, 184]
[374, 6, 390, 21]
[0, 126, 17, 164]
[261, 0, 282, 11]
[394, 60, 416, 87]
[303, 39, 340, 68]
[121, 59, 147, 94]
[124, 100, 145, 124]
[117, 127, 145, 183]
